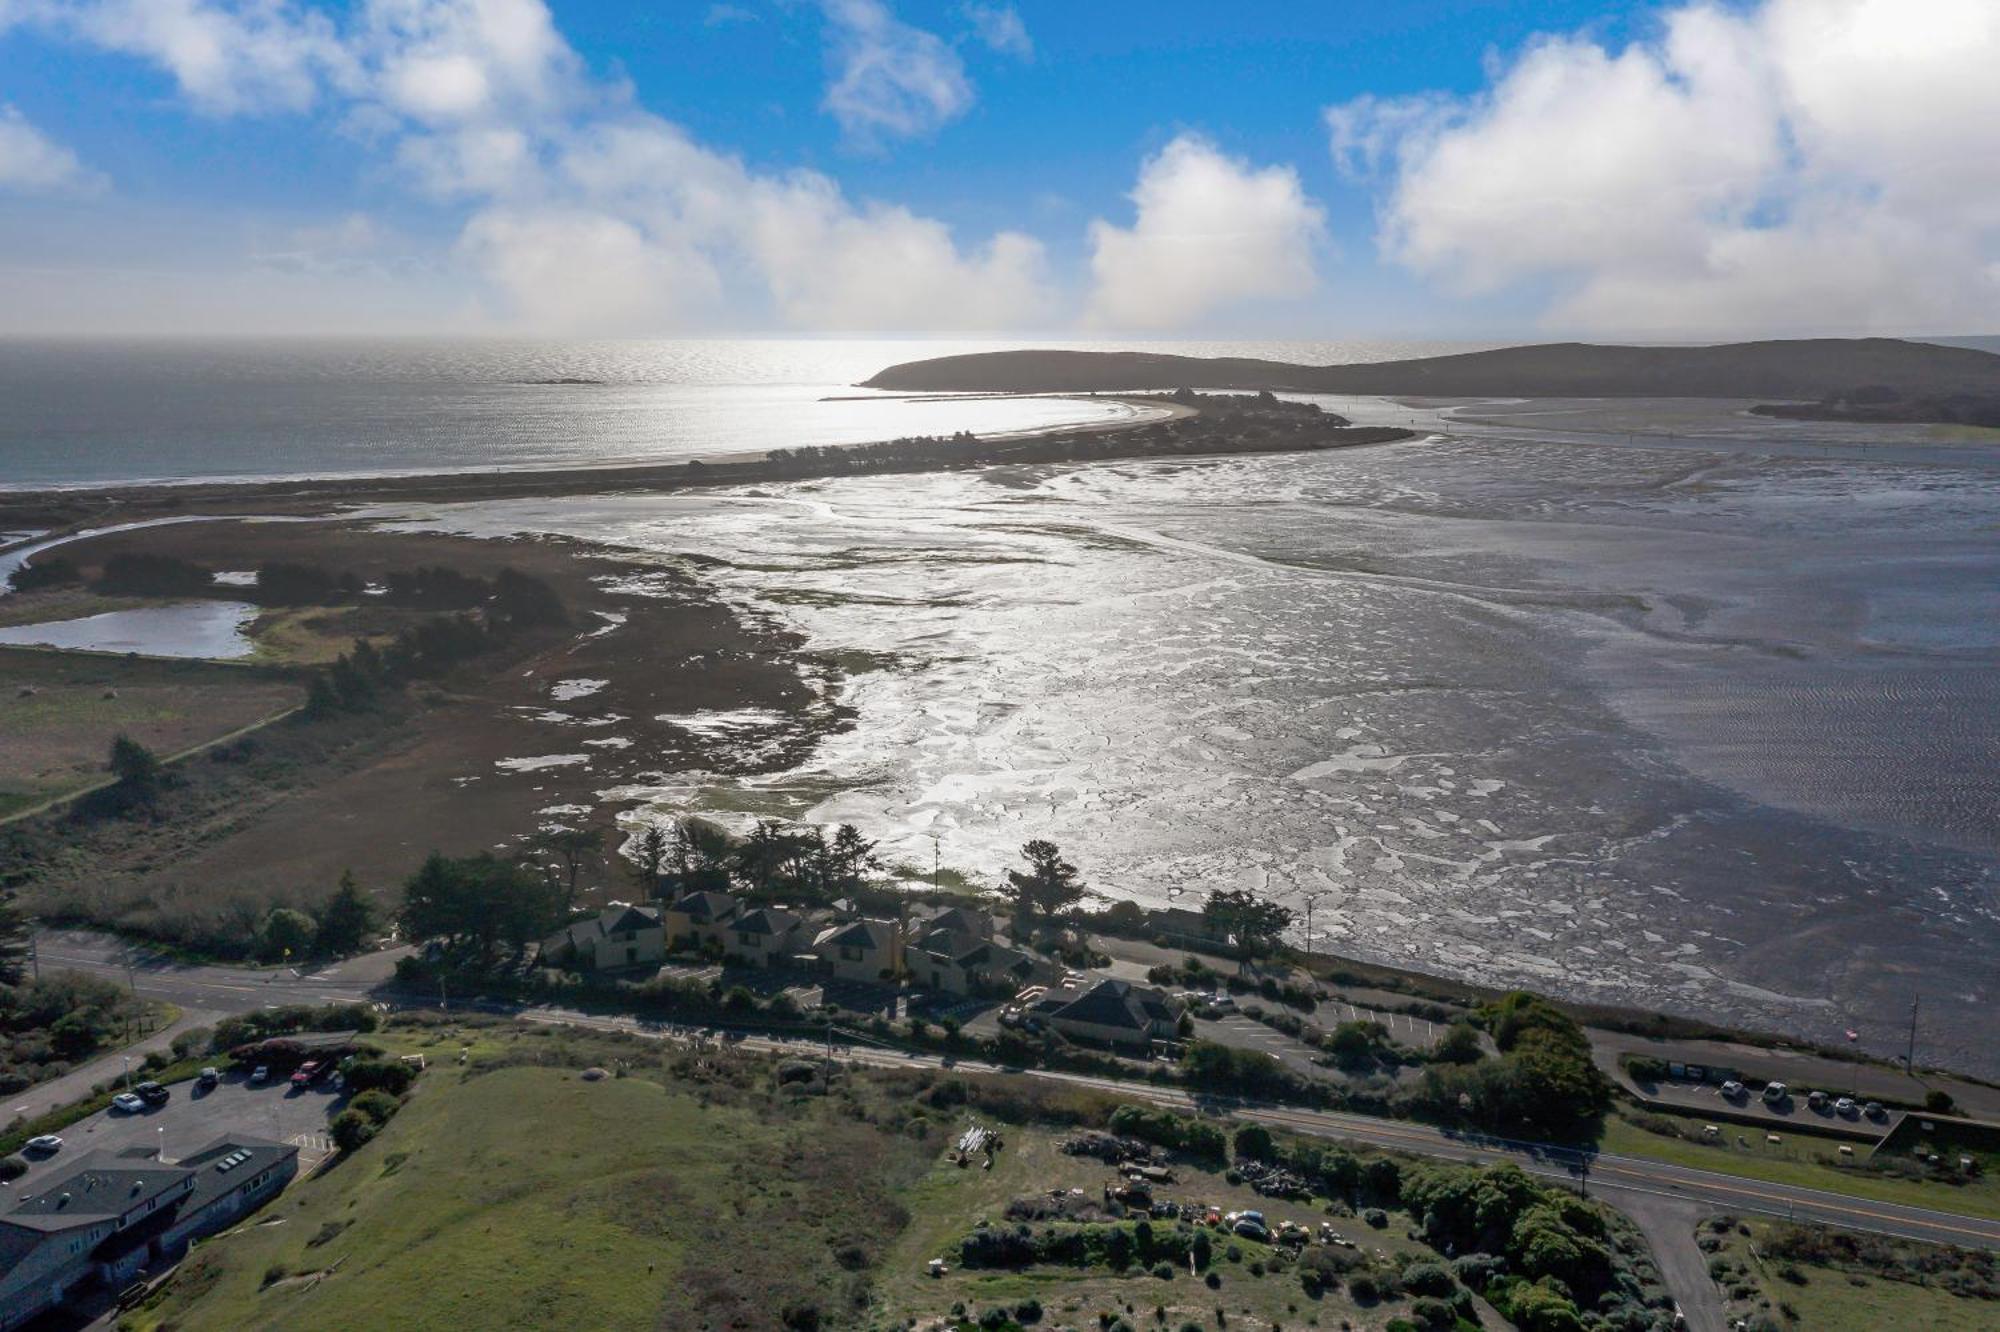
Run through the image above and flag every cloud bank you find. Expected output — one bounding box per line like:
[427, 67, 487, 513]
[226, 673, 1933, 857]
[1087, 135, 1325, 331]
[0, 106, 101, 194]
[1328, 0, 2000, 335]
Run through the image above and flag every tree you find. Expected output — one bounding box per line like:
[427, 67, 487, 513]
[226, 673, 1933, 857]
[630, 824, 670, 895]
[330, 1108, 377, 1153]
[400, 851, 564, 965]
[1005, 840, 1086, 924]
[108, 733, 162, 800]
[1202, 889, 1294, 969]
[0, 892, 30, 986]
[316, 871, 374, 956]
[522, 826, 604, 911]
[303, 671, 341, 719]
[260, 908, 317, 962]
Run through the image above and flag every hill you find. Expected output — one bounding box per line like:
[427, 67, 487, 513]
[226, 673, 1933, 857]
[861, 338, 2000, 401]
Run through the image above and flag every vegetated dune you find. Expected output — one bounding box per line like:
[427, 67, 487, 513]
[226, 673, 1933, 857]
[862, 337, 2000, 400]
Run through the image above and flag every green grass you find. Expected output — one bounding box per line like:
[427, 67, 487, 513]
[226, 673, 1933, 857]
[132, 1019, 1487, 1331]
[1600, 1111, 2000, 1222]
[1708, 1218, 1998, 1331]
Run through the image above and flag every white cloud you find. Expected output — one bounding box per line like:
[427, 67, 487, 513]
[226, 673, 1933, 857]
[1085, 134, 1325, 331]
[963, 3, 1031, 60]
[819, 0, 973, 145]
[1329, 0, 2000, 335]
[0, 105, 103, 194]
[56, 0, 348, 115]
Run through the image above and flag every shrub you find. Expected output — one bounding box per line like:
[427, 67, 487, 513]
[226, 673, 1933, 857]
[1233, 1123, 1276, 1161]
[349, 1089, 400, 1125]
[330, 1109, 377, 1153]
[343, 1058, 415, 1096]
[1151, 1262, 1175, 1279]
[1349, 1273, 1379, 1302]
[1362, 1208, 1389, 1229]
[1401, 1261, 1455, 1296]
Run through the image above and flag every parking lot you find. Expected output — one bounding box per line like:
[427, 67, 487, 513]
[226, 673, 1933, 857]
[12, 1069, 347, 1194]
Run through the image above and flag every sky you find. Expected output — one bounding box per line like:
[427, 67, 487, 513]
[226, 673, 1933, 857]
[0, 0, 1996, 340]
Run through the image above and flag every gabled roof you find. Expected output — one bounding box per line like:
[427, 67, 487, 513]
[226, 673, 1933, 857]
[1045, 979, 1183, 1033]
[601, 904, 661, 935]
[919, 906, 993, 937]
[669, 890, 741, 923]
[814, 918, 895, 952]
[734, 907, 800, 937]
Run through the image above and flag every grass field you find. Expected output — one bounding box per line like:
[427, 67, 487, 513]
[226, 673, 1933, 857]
[0, 648, 299, 819]
[1705, 1217, 1999, 1331]
[1601, 1108, 2000, 1222]
[132, 1019, 1493, 1332]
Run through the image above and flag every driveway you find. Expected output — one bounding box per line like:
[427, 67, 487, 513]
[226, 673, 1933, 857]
[12, 1069, 347, 1192]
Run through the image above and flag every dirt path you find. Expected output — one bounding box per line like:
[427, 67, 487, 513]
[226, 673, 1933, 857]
[1613, 1192, 1727, 1332]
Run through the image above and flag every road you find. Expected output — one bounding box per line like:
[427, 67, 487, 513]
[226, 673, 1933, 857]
[24, 926, 2000, 1325]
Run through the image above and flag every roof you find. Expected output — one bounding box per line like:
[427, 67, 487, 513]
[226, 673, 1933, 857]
[669, 890, 741, 923]
[814, 918, 895, 952]
[175, 1135, 297, 1213]
[600, 903, 661, 935]
[3, 1154, 189, 1230]
[1044, 979, 1183, 1034]
[734, 907, 800, 937]
[919, 906, 992, 937]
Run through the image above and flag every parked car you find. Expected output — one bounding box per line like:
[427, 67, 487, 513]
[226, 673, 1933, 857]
[135, 1080, 169, 1106]
[250, 1064, 270, 1084]
[197, 1067, 220, 1089]
[112, 1092, 145, 1113]
[1807, 1089, 1828, 1110]
[24, 1134, 62, 1153]
[1231, 1219, 1269, 1241]
[1719, 1080, 1746, 1099]
[290, 1060, 326, 1088]
[1762, 1081, 1788, 1103]
[1206, 994, 1238, 1014]
[1864, 1101, 1886, 1120]
[1834, 1097, 1858, 1117]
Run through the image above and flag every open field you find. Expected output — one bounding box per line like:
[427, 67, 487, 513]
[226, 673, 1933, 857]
[1601, 1107, 2000, 1222]
[130, 1018, 1535, 1331]
[0, 648, 299, 819]
[1704, 1215, 1999, 1331]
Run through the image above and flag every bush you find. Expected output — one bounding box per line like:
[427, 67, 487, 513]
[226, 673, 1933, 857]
[170, 1026, 215, 1059]
[343, 1058, 415, 1096]
[1233, 1123, 1276, 1161]
[1401, 1260, 1455, 1296]
[1362, 1208, 1389, 1229]
[349, 1089, 400, 1125]
[1150, 1262, 1174, 1279]
[330, 1109, 376, 1153]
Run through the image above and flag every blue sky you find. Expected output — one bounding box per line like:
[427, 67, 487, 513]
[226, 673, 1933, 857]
[0, 1, 1994, 338]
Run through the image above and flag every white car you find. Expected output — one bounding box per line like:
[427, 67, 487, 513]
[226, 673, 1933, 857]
[24, 1134, 62, 1153]
[1719, 1080, 1746, 1099]
[1762, 1081, 1788, 1103]
[112, 1092, 145, 1113]
[250, 1065, 271, 1084]
[1834, 1097, 1858, 1117]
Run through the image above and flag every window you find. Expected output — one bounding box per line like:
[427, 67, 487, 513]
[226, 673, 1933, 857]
[840, 945, 863, 962]
[626, 946, 637, 964]
[738, 931, 755, 946]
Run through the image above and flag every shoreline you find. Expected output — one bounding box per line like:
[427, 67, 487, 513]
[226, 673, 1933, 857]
[0, 393, 1406, 536]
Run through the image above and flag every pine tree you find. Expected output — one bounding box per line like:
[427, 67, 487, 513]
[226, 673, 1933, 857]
[316, 870, 375, 956]
[0, 892, 31, 986]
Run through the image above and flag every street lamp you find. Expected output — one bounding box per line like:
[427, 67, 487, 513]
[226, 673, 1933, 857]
[122, 1055, 132, 1090]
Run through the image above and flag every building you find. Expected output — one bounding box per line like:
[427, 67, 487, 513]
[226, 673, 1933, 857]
[726, 907, 804, 968]
[908, 925, 1055, 996]
[811, 918, 903, 984]
[661, 890, 743, 950]
[0, 1137, 297, 1330]
[539, 904, 665, 971]
[1142, 905, 1230, 950]
[913, 905, 996, 940]
[1026, 978, 1186, 1049]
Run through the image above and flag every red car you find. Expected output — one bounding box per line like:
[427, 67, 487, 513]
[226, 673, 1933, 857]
[289, 1059, 326, 1088]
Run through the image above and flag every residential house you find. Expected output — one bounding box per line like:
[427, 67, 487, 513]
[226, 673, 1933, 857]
[913, 905, 995, 940]
[812, 918, 903, 984]
[908, 926, 1056, 997]
[1026, 979, 1186, 1050]
[661, 890, 742, 950]
[0, 1137, 297, 1331]
[727, 907, 804, 968]
[539, 904, 665, 972]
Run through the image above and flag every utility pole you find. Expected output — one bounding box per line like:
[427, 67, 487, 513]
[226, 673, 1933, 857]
[1297, 889, 1329, 963]
[930, 835, 941, 893]
[1906, 994, 1920, 1073]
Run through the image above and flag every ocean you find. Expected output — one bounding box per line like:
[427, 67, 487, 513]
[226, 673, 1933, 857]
[0, 336, 1485, 489]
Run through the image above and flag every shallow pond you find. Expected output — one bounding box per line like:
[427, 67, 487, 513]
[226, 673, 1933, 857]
[0, 601, 259, 658]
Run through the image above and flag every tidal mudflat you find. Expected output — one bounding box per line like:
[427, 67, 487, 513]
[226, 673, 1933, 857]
[390, 399, 2000, 1073]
